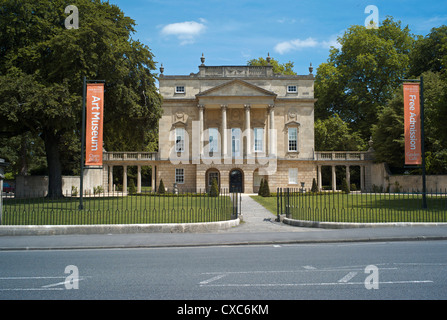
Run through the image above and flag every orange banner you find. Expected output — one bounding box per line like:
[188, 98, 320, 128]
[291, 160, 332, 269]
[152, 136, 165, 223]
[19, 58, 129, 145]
[85, 83, 104, 166]
[403, 82, 421, 165]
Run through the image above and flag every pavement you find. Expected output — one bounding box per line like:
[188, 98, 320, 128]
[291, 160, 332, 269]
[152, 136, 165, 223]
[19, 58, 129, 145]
[0, 194, 447, 250]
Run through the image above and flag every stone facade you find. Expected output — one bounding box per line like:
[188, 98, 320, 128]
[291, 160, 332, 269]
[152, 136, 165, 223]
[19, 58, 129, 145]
[156, 55, 321, 193]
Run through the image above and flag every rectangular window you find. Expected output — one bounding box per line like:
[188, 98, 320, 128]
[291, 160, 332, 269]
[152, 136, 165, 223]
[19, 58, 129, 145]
[175, 168, 184, 184]
[254, 127, 264, 152]
[175, 128, 185, 152]
[175, 86, 185, 93]
[287, 85, 297, 93]
[288, 168, 298, 185]
[208, 128, 219, 153]
[288, 127, 298, 152]
[231, 128, 241, 157]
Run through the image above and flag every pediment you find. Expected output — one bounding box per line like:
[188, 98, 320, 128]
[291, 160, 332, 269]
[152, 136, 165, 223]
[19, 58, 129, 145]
[196, 80, 277, 98]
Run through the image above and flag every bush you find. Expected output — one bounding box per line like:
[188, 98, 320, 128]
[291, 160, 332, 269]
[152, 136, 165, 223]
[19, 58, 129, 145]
[258, 178, 271, 197]
[158, 179, 166, 194]
[341, 178, 350, 194]
[258, 179, 265, 196]
[209, 178, 219, 197]
[311, 178, 318, 193]
[93, 185, 104, 195]
[263, 179, 270, 197]
[128, 179, 136, 194]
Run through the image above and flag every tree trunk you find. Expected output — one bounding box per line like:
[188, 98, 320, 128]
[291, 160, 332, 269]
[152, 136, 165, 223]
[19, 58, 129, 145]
[43, 130, 63, 198]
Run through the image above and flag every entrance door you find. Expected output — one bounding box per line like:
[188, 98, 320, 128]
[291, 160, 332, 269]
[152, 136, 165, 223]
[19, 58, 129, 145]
[229, 169, 243, 193]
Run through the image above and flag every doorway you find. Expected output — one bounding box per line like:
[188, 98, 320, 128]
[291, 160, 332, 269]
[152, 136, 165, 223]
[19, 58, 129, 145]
[229, 169, 243, 193]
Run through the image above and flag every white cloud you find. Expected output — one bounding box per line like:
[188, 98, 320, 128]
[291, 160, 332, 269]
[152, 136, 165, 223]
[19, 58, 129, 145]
[161, 20, 206, 45]
[274, 36, 341, 54]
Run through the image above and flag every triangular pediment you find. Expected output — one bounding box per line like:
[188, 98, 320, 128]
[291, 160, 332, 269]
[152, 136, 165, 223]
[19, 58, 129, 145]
[196, 80, 277, 98]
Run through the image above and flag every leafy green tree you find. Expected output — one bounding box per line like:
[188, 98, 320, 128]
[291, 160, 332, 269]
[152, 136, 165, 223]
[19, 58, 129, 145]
[409, 26, 447, 77]
[0, 0, 162, 197]
[315, 17, 415, 140]
[371, 71, 447, 173]
[247, 56, 297, 75]
[314, 114, 366, 151]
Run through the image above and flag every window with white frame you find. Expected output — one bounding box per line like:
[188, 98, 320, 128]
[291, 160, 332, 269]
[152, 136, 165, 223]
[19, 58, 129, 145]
[254, 127, 264, 152]
[231, 128, 241, 157]
[175, 168, 184, 184]
[208, 128, 219, 153]
[288, 127, 298, 152]
[288, 168, 298, 184]
[175, 86, 185, 94]
[175, 127, 185, 152]
[287, 85, 297, 93]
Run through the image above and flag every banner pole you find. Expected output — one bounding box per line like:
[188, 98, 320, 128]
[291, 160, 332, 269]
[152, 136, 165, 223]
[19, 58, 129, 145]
[420, 76, 427, 209]
[79, 76, 86, 210]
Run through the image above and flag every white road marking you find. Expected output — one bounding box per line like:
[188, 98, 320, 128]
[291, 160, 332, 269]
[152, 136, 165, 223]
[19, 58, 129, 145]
[338, 271, 358, 283]
[199, 274, 227, 285]
[200, 280, 433, 287]
[303, 266, 316, 270]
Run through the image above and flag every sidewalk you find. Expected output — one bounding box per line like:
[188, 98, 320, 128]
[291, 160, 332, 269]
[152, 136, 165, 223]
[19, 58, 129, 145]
[221, 194, 315, 233]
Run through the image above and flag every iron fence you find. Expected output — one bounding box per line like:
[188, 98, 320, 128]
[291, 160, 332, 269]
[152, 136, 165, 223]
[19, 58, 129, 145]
[1, 189, 240, 226]
[276, 188, 447, 223]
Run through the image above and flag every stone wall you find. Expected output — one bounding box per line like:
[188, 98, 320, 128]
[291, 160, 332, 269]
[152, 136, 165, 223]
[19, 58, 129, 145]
[14, 168, 103, 198]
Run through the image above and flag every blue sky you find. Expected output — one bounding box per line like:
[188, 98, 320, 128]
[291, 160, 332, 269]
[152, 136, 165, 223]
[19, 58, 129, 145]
[109, 0, 447, 78]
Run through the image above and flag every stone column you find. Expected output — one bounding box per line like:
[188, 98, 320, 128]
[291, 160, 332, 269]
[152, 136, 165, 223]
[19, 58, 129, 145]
[108, 165, 113, 193]
[221, 105, 228, 157]
[151, 165, 156, 193]
[331, 165, 336, 191]
[317, 165, 322, 191]
[137, 165, 142, 193]
[244, 104, 251, 157]
[198, 105, 204, 156]
[360, 165, 365, 191]
[268, 105, 275, 156]
[346, 165, 350, 188]
[123, 165, 127, 194]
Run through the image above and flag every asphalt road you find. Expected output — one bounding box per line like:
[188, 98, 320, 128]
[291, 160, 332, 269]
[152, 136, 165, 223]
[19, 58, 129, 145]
[1, 240, 446, 301]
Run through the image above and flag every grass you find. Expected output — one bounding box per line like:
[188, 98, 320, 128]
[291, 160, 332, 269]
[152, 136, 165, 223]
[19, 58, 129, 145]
[2, 194, 234, 225]
[251, 192, 447, 223]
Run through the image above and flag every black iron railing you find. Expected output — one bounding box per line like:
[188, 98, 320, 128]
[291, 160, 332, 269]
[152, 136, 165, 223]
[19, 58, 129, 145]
[276, 188, 447, 223]
[1, 189, 240, 226]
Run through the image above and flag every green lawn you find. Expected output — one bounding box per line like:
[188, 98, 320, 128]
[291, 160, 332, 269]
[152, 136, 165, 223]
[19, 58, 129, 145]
[251, 193, 447, 223]
[2, 194, 234, 225]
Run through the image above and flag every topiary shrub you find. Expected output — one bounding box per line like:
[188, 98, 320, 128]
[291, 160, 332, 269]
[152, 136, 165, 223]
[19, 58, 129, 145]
[158, 179, 166, 194]
[209, 178, 219, 197]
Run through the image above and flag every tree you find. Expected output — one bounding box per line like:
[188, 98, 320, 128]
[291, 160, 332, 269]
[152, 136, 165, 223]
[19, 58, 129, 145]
[409, 26, 447, 77]
[0, 0, 162, 197]
[315, 17, 415, 140]
[314, 114, 366, 151]
[247, 56, 297, 75]
[371, 71, 447, 174]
